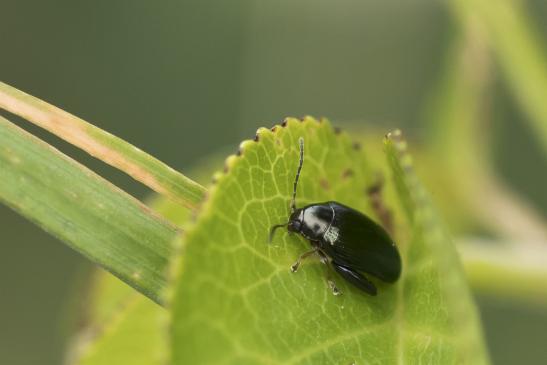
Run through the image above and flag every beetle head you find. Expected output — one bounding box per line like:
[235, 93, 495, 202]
[287, 208, 304, 233]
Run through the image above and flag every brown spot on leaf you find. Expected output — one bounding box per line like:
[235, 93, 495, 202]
[342, 168, 354, 179]
[366, 182, 381, 195]
[320, 178, 330, 190]
[366, 175, 394, 235]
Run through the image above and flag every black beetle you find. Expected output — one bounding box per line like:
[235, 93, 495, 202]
[269, 137, 401, 296]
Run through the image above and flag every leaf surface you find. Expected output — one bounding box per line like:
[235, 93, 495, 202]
[170, 118, 489, 364]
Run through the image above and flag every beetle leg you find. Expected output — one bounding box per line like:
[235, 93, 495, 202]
[327, 278, 341, 296]
[332, 262, 377, 296]
[316, 250, 342, 296]
[290, 248, 318, 272]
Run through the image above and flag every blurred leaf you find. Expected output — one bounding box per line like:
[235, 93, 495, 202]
[170, 118, 489, 364]
[0, 116, 177, 304]
[84, 270, 138, 326]
[67, 270, 167, 365]
[0, 81, 207, 211]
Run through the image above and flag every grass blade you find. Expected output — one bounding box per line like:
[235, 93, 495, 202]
[0, 81, 206, 210]
[0, 115, 178, 304]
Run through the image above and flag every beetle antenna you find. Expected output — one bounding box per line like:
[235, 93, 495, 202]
[269, 223, 287, 243]
[290, 137, 304, 213]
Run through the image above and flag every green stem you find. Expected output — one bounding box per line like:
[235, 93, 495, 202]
[425, 16, 547, 243]
[0, 81, 206, 211]
[451, 0, 547, 153]
[459, 238, 547, 305]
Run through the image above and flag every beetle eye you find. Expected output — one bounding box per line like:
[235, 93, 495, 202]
[288, 220, 301, 232]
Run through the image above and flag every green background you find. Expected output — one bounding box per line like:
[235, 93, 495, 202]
[1, 1, 546, 364]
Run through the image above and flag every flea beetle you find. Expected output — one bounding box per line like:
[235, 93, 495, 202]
[269, 138, 401, 295]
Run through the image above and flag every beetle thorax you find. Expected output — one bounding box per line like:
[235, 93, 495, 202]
[290, 204, 335, 242]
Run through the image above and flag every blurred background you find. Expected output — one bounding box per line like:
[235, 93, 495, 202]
[1, 1, 546, 364]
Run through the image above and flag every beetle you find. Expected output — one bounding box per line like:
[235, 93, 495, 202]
[269, 137, 401, 296]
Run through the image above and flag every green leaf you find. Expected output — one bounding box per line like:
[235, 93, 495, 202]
[170, 118, 489, 364]
[76, 297, 165, 365]
[67, 270, 167, 365]
[384, 130, 489, 363]
[0, 116, 178, 304]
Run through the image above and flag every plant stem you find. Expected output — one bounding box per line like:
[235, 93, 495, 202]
[425, 16, 547, 244]
[459, 238, 547, 305]
[451, 0, 547, 153]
